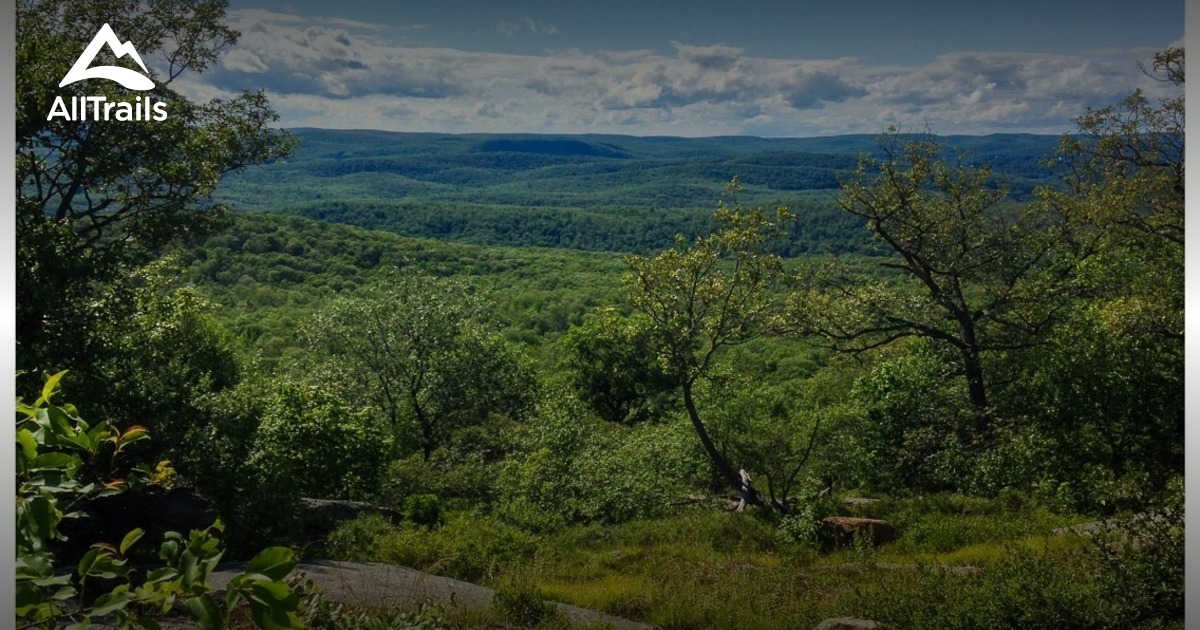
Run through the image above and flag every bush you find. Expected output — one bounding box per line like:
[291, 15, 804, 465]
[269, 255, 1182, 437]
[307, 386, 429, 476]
[326, 513, 542, 583]
[492, 581, 560, 626]
[250, 382, 395, 501]
[403, 494, 443, 528]
[776, 491, 838, 549]
[15, 373, 302, 629]
[848, 342, 974, 493]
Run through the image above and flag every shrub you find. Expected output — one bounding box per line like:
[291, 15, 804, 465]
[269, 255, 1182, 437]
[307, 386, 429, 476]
[251, 382, 396, 501]
[15, 373, 302, 629]
[403, 494, 443, 528]
[326, 513, 542, 583]
[776, 491, 838, 549]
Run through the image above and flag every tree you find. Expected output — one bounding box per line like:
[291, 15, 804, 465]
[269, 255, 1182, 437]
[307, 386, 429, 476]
[560, 308, 676, 425]
[1048, 47, 1183, 250]
[1039, 47, 1183, 346]
[1018, 48, 1185, 487]
[788, 132, 1069, 417]
[16, 0, 294, 379]
[306, 271, 535, 460]
[624, 183, 791, 495]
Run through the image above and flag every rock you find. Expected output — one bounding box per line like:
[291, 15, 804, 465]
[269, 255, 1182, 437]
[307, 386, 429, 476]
[57, 489, 213, 562]
[294, 498, 404, 542]
[821, 516, 897, 547]
[813, 617, 879, 629]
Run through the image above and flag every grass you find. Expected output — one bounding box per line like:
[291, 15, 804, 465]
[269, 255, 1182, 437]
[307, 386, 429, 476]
[322, 494, 1179, 629]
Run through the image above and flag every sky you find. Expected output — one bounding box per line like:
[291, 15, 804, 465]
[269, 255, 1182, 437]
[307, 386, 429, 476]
[169, 0, 1185, 137]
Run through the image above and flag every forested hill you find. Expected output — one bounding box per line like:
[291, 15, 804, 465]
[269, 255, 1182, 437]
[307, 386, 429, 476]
[215, 129, 1064, 255]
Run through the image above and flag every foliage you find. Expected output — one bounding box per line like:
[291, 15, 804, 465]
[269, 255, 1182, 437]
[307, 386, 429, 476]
[16, 0, 294, 381]
[861, 498, 1183, 629]
[89, 260, 242, 466]
[559, 308, 676, 424]
[179, 377, 305, 551]
[16, 373, 301, 629]
[326, 513, 542, 584]
[213, 129, 1063, 257]
[847, 340, 974, 492]
[402, 494, 443, 528]
[625, 181, 792, 494]
[492, 581, 561, 626]
[1046, 47, 1183, 250]
[775, 491, 838, 549]
[790, 130, 1072, 414]
[249, 382, 396, 501]
[305, 270, 536, 459]
[496, 390, 702, 529]
[706, 366, 854, 513]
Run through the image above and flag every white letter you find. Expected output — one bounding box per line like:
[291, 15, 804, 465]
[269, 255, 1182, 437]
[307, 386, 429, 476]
[47, 96, 70, 121]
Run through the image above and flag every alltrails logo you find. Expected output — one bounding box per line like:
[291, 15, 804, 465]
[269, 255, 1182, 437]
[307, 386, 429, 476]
[47, 23, 168, 122]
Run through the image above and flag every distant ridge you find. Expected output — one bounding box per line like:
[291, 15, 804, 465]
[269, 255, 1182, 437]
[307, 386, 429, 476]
[217, 129, 1064, 256]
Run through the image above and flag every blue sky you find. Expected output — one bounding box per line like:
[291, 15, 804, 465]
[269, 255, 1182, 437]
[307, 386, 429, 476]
[174, 0, 1185, 136]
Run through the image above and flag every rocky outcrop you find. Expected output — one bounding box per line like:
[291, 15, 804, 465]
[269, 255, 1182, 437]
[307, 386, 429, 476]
[294, 498, 404, 542]
[821, 516, 897, 547]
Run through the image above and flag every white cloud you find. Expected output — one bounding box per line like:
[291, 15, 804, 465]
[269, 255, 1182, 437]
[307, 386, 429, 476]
[191, 11, 1179, 136]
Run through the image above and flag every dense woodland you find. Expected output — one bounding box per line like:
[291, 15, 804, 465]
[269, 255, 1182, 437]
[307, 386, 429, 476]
[15, 2, 1184, 628]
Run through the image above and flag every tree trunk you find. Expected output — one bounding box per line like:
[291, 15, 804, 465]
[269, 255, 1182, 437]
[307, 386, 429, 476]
[681, 382, 742, 493]
[412, 397, 434, 461]
[961, 346, 988, 410]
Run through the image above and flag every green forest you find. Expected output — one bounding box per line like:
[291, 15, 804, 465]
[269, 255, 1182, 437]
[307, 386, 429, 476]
[15, 2, 1183, 629]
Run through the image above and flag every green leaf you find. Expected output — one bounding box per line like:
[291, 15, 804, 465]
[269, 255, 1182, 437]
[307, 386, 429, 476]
[77, 548, 99, 578]
[16, 429, 38, 461]
[32, 452, 79, 471]
[15, 581, 45, 613]
[159, 539, 180, 563]
[247, 581, 302, 630]
[186, 593, 223, 630]
[91, 590, 133, 616]
[180, 551, 201, 589]
[120, 528, 145, 555]
[16, 553, 54, 579]
[247, 580, 298, 609]
[41, 370, 67, 403]
[20, 496, 60, 545]
[45, 406, 76, 439]
[245, 547, 296, 581]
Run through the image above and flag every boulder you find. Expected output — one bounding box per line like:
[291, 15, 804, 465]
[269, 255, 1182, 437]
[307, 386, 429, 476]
[294, 498, 404, 542]
[821, 516, 897, 547]
[57, 489, 213, 562]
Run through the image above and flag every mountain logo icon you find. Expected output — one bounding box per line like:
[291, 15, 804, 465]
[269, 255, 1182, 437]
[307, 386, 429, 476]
[59, 23, 155, 90]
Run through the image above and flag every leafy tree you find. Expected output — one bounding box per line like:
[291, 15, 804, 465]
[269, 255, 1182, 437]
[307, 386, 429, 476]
[15, 0, 294, 380]
[1016, 48, 1184, 494]
[560, 308, 676, 424]
[306, 271, 535, 459]
[624, 183, 792, 494]
[249, 382, 396, 501]
[92, 258, 242, 463]
[789, 132, 1070, 418]
[1047, 47, 1183, 250]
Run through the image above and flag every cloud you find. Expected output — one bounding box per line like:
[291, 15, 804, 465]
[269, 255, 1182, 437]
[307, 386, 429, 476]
[497, 17, 559, 36]
[192, 10, 1177, 136]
